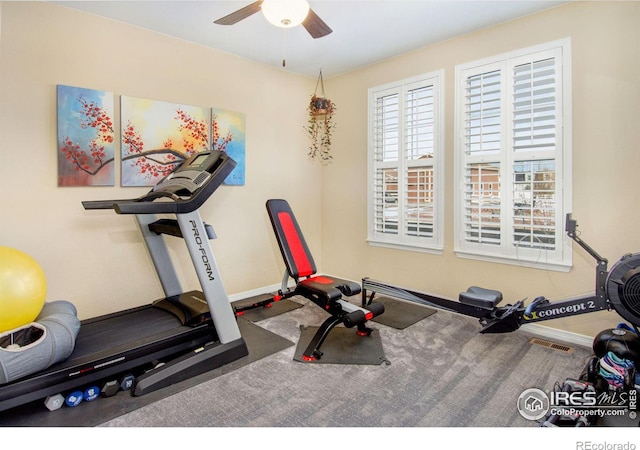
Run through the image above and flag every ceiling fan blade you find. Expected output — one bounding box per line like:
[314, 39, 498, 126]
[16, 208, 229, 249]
[302, 8, 333, 39]
[214, 1, 263, 25]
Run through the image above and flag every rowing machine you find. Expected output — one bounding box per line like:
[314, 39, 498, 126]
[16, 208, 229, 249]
[363, 214, 640, 333]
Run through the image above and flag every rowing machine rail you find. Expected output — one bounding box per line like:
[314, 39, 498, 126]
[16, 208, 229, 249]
[361, 213, 622, 333]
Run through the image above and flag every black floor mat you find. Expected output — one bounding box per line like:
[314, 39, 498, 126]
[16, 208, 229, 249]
[371, 296, 437, 329]
[234, 296, 303, 322]
[0, 319, 294, 427]
[293, 325, 389, 365]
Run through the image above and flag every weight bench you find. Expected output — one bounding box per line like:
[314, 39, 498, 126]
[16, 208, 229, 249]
[265, 199, 385, 361]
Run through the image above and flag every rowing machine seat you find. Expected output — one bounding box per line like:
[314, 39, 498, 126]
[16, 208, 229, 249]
[266, 199, 384, 361]
[459, 286, 503, 310]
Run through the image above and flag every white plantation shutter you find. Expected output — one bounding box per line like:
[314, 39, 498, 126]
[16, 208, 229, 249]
[405, 85, 435, 239]
[372, 90, 400, 236]
[463, 162, 501, 245]
[513, 58, 556, 153]
[465, 69, 502, 156]
[511, 55, 559, 251]
[455, 40, 571, 269]
[512, 160, 556, 250]
[369, 71, 443, 251]
[462, 66, 503, 246]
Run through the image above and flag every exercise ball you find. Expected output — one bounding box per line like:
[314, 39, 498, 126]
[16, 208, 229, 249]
[0, 246, 47, 333]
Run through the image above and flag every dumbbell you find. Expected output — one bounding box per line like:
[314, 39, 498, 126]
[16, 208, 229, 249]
[83, 386, 101, 402]
[44, 394, 65, 411]
[63, 384, 101, 407]
[45, 383, 102, 411]
[101, 380, 120, 397]
[100, 374, 136, 397]
[64, 390, 84, 407]
[120, 374, 135, 391]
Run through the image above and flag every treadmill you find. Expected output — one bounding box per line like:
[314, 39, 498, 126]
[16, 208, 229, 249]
[0, 150, 248, 412]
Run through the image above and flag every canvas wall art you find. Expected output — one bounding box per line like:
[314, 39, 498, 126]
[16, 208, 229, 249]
[57, 85, 115, 186]
[212, 108, 246, 186]
[120, 96, 211, 187]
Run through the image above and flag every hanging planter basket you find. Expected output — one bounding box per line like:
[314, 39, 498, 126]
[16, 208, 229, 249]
[305, 70, 336, 164]
[310, 95, 333, 116]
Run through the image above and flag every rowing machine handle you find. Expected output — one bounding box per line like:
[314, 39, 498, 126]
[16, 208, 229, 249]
[524, 296, 549, 319]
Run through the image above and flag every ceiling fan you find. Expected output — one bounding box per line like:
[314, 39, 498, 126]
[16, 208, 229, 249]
[214, 0, 333, 39]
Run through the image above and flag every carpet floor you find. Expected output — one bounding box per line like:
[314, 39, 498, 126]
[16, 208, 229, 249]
[98, 297, 593, 427]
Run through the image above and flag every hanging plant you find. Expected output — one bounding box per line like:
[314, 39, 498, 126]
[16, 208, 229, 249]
[304, 70, 336, 164]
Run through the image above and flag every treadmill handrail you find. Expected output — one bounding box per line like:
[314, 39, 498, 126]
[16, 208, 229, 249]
[81, 151, 236, 215]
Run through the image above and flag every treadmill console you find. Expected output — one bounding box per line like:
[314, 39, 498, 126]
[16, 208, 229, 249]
[82, 150, 236, 215]
[153, 151, 223, 198]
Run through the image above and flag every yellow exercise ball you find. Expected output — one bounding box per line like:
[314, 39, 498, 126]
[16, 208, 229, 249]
[0, 246, 47, 333]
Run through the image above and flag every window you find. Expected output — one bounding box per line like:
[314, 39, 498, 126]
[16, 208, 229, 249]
[368, 71, 444, 252]
[454, 39, 572, 270]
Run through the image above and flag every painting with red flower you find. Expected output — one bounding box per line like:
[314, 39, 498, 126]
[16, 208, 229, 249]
[212, 108, 245, 186]
[57, 85, 115, 186]
[120, 96, 210, 187]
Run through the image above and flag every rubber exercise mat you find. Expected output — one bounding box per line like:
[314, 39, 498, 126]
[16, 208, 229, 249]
[232, 295, 304, 322]
[294, 325, 389, 365]
[370, 296, 437, 330]
[0, 319, 294, 427]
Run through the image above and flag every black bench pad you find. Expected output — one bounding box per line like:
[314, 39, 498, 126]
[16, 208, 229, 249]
[298, 276, 361, 303]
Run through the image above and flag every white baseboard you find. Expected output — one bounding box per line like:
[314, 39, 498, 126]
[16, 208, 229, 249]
[519, 323, 594, 349]
[228, 281, 296, 303]
[228, 283, 279, 303]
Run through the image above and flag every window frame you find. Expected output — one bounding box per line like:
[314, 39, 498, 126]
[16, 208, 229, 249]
[367, 70, 445, 253]
[453, 39, 573, 271]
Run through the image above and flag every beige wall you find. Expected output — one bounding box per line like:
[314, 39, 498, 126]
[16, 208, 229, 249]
[323, 1, 640, 337]
[1, 2, 638, 339]
[0, 2, 322, 319]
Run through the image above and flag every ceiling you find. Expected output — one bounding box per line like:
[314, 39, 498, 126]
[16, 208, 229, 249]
[56, 0, 568, 79]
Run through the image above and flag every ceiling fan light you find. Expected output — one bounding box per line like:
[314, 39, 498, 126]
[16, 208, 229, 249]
[261, 0, 310, 28]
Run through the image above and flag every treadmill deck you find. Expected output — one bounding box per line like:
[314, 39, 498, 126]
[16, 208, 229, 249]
[0, 304, 215, 412]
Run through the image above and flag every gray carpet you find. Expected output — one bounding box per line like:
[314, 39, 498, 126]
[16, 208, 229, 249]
[100, 297, 593, 427]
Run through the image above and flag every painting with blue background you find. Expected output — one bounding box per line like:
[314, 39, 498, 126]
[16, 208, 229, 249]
[212, 108, 246, 186]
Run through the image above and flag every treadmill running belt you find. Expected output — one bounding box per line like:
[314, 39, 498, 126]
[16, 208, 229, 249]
[0, 305, 214, 412]
[72, 305, 209, 356]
